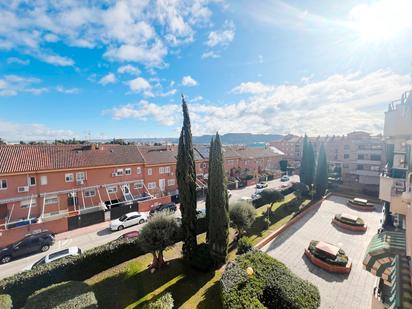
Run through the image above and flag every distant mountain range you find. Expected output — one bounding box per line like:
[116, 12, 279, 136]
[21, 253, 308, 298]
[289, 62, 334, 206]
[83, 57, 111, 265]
[125, 133, 283, 145]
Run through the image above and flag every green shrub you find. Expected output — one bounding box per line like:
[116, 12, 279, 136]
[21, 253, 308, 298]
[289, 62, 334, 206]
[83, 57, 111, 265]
[229, 202, 256, 237]
[308, 240, 348, 266]
[0, 219, 209, 309]
[189, 243, 214, 272]
[0, 294, 12, 309]
[220, 251, 320, 309]
[142, 293, 174, 309]
[334, 214, 364, 226]
[237, 236, 254, 255]
[24, 281, 97, 309]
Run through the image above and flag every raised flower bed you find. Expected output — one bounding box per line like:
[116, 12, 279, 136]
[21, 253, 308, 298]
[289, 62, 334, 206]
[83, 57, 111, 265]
[346, 198, 375, 211]
[332, 213, 367, 232]
[304, 240, 352, 274]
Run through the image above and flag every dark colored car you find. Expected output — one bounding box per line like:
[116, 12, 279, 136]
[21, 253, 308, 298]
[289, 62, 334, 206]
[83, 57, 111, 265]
[149, 202, 177, 216]
[0, 231, 55, 264]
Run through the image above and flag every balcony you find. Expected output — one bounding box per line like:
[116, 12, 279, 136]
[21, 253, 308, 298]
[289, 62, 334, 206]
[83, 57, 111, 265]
[379, 175, 408, 215]
[356, 159, 382, 165]
[355, 170, 380, 177]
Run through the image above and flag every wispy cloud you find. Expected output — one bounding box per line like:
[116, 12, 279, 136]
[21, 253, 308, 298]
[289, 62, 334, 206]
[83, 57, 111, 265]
[206, 20, 235, 47]
[99, 73, 117, 85]
[56, 86, 80, 94]
[117, 64, 140, 76]
[0, 75, 48, 96]
[201, 51, 220, 59]
[181, 75, 198, 87]
[127, 77, 153, 96]
[231, 82, 274, 94]
[7, 57, 30, 65]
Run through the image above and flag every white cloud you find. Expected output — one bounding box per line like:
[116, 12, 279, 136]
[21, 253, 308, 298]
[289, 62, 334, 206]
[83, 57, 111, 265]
[128, 77, 152, 96]
[0, 1, 222, 67]
[201, 51, 220, 59]
[117, 64, 140, 76]
[0, 75, 48, 96]
[106, 70, 411, 136]
[99, 73, 117, 85]
[231, 82, 274, 94]
[206, 20, 235, 47]
[159, 89, 177, 97]
[56, 86, 80, 94]
[182, 75, 198, 87]
[109, 101, 180, 126]
[7, 57, 30, 65]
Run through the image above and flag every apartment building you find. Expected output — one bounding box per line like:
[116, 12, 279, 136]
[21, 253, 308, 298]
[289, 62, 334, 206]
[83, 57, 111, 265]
[364, 90, 412, 308]
[271, 132, 385, 191]
[0, 143, 282, 228]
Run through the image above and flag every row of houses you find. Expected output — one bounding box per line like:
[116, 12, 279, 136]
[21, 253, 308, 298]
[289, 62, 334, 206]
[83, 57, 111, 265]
[0, 143, 282, 228]
[271, 131, 385, 193]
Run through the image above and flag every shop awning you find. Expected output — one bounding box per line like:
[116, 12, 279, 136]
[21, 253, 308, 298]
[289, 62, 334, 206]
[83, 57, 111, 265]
[363, 230, 406, 282]
[387, 255, 412, 309]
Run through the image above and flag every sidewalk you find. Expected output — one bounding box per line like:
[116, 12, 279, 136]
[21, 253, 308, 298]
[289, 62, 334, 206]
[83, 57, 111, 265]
[55, 221, 110, 241]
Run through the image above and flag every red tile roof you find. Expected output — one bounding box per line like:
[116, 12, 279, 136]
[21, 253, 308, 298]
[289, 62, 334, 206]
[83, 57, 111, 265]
[0, 144, 145, 174]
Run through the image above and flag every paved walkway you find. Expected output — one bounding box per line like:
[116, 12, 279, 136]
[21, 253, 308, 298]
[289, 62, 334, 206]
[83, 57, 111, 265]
[262, 195, 383, 309]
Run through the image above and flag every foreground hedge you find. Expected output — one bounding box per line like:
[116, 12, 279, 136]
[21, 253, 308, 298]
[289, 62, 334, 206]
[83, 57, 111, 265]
[142, 292, 174, 309]
[0, 294, 12, 309]
[220, 251, 320, 308]
[0, 217, 207, 308]
[24, 281, 98, 309]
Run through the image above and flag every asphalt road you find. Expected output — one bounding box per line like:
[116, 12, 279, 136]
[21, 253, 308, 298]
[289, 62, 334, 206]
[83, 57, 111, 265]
[0, 175, 298, 280]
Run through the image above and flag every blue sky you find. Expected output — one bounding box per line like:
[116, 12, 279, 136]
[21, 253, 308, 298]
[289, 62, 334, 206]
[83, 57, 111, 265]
[0, 0, 411, 141]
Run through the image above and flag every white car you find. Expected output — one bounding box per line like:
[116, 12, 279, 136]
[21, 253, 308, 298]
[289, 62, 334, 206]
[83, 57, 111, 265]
[25, 247, 81, 270]
[110, 211, 148, 231]
[251, 193, 261, 200]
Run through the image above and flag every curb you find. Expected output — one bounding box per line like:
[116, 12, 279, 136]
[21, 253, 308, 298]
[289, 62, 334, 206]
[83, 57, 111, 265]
[254, 193, 332, 250]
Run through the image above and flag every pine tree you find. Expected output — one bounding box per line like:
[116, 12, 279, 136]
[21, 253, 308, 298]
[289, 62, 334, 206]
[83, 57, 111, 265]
[176, 95, 197, 259]
[207, 133, 229, 266]
[315, 144, 328, 198]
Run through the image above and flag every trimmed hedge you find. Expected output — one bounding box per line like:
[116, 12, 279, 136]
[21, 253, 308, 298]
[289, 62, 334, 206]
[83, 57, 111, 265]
[0, 294, 12, 309]
[334, 214, 364, 227]
[189, 243, 214, 272]
[0, 217, 208, 308]
[24, 281, 98, 309]
[142, 293, 174, 309]
[308, 240, 348, 266]
[220, 251, 320, 309]
[237, 236, 254, 255]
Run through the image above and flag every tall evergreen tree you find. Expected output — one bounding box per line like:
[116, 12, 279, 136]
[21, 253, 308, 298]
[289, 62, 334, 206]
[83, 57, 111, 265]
[315, 144, 328, 198]
[299, 135, 308, 184]
[176, 95, 197, 259]
[207, 133, 229, 266]
[205, 137, 214, 242]
[306, 142, 316, 187]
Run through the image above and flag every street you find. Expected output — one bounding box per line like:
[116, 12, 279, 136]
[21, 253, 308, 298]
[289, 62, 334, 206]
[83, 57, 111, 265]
[0, 175, 298, 280]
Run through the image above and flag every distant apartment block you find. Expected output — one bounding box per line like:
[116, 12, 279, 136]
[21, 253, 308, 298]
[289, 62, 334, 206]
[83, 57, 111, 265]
[365, 90, 412, 308]
[0, 143, 282, 231]
[271, 131, 385, 191]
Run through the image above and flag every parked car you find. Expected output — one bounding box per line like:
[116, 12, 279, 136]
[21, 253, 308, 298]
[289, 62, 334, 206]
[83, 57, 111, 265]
[110, 212, 148, 231]
[196, 209, 206, 219]
[25, 247, 81, 270]
[251, 193, 261, 200]
[117, 230, 140, 240]
[0, 231, 55, 264]
[149, 202, 177, 216]
[256, 182, 268, 189]
[280, 175, 290, 182]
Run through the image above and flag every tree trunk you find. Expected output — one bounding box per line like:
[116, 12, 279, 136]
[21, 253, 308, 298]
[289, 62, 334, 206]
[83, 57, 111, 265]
[158, 251, 165, 267]
[150, 252, 159, 269]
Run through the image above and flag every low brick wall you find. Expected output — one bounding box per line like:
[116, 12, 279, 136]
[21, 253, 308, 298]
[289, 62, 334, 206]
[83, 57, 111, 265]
[138, 195, 172, 212]
[331, 218, 367, 232]
[346, 201, 375, 212]
[0, 217, 68, 247]
[304, 248, 352, 274]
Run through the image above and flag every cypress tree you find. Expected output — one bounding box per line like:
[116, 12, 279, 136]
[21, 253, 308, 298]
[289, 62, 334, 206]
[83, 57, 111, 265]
[306, 142, 316, 187]
[205, 137, 214, 242]
[299, 135, 309, 185]
[207, 133, 229, 266]
[176, 95, 197, 259]
[315, 144, 328, 198]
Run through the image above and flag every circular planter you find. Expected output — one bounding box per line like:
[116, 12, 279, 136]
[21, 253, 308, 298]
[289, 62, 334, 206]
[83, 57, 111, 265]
[304, 249, 352, 274]
[346, 200, 375, 211]
[332, 218, 367, 232]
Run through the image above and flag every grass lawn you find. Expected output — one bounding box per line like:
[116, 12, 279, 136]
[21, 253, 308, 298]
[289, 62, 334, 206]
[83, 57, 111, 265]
[86, 193, 310, 308]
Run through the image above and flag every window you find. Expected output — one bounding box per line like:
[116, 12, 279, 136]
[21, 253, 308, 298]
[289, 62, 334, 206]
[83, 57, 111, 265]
[371, 165, 380, 171]
[357, 164, 364, 170]
[165, 166, 170, 173]
[21, 200, 37, 208]
[147, 182, 156, 189]
[159, 167, 165, 174]
[358, 154, 365, 160]
[44, 195, 58, 205]
[228, 160, 234, 165]
[65, 173, 74, 183]
[116, 169, 124, 176]
[344, 154, 349, 159]
[134, 180, 144, 189]
[76, 172, 86, 182]
[107, 186, 117, 193]
[0, 179, 7, 190]
[125, 168, 131, 175]
[371, 154, 381, 161]
[84, 189, 96, 197]
[28, 176, 36, 186]
[136, 167, 141, 174]
[344, 144, 350, 150]
[202, 163, 207, 168]
[167, 179, 175, 186]
[148, 168, 152, 176]
[40, 176, 48, 185]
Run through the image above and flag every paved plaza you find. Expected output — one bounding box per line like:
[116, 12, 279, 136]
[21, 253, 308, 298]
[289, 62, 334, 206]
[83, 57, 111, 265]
[263, 195, 383, 309]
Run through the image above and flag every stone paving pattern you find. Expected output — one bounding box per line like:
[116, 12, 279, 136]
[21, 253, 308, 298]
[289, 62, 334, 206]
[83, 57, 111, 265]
[263, 195, 383, 309]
